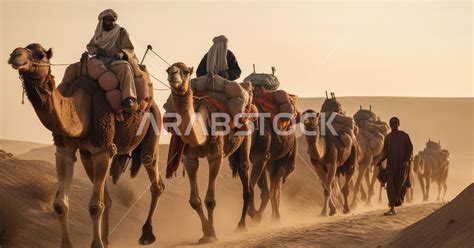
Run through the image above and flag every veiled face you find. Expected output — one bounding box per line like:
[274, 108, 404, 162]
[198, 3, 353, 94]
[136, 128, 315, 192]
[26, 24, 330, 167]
[102, 16, 116, 31]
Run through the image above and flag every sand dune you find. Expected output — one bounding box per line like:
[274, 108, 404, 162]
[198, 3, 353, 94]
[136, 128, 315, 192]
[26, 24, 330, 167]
[390, 183, 474, 248]
[0, 97, 472, 247]
[0, 139, 50, 156]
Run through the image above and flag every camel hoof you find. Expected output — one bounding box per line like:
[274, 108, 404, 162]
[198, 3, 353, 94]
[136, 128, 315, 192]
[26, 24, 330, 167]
[329, 208, 337, 216]
[271, 217, 281, 224]
[199, 236, 218, 244]
[61, 240, 73, 248]
[252, 212, 263, 224]
[91, 240, 104, 248]
[234, 225, 247, 233]
[138, 223, 156, 245]
[320, 209, 328, 217]
[343, 206, 351, 214]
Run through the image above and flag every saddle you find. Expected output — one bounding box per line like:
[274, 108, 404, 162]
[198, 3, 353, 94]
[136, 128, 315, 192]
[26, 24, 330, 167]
[252, 86, 300, 131]
[58, 56, 154, 117]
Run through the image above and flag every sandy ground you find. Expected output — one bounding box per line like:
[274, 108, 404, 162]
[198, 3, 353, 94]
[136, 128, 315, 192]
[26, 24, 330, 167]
[0, 97, 472, 247]
[208, 202, 444, 248]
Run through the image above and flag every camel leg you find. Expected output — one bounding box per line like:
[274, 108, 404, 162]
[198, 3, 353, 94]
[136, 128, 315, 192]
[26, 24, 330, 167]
[256, 169, 271, 222]
[54, 146, 77, 248]
[378, 184, 383, 203]
[442, 168, 448, 201]
[361, 168, 370, 201]
[436, 181, 441, 201]
[269, 162, 283, 221]
[139, 159, 164, 245]
[350, 158, 370, 209]
[442, 180, 448, 202]
[248, 153, 269, 222]
[183, 155, 209, 243]
[366, 166, 378, 206]
[80, 151, 112, 248]
[342, 173, 352, 214]
[236, 135, 252, 231]
[329, 180, 340, 214]
[203, 155, 223, 243]
[324, 163, 337, 216]
[417, 176, 426, 202]
[89, 147, 114, 248]
[425, 176, 431, 202]
[313, 165, 329, 216]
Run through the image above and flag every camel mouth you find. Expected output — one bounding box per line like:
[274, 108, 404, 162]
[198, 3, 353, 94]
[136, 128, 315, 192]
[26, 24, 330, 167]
[169, 79, 183, 89]
[9, 59, 29, 70]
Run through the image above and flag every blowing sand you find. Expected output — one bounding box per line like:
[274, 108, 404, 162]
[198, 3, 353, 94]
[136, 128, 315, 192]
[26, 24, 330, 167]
[0, 97, 472, 247]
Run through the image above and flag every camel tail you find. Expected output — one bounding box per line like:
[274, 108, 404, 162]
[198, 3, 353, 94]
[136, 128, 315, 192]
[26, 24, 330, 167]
[130, 143, 143, 178]
[337, 142, 357, 177]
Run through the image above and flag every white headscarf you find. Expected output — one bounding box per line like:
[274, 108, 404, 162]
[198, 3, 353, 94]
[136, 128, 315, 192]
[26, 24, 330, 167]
[90, 9, 121, 53]
[206, 35, 229, 74]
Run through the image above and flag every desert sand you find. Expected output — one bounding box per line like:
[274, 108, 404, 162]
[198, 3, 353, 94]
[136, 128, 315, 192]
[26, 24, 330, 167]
[0, 96, 472, 247]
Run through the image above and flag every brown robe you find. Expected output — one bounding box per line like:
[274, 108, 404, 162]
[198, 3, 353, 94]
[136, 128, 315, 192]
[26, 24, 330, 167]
[381, 130, 413, 207]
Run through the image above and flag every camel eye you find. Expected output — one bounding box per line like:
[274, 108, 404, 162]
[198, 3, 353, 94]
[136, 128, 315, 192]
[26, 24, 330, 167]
[35, 52, 44, 59]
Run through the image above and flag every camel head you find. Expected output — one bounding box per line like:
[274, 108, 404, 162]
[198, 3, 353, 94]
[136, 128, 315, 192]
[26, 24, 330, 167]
[8, 43, 52, 77]
[166, 62, 194, 95]
[302, 109, 320, 132]
[302, 109, 326, 160]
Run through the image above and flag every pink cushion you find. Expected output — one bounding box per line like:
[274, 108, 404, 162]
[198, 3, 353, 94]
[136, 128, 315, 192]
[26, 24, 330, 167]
[134, 77, 149, 101]
[62, 62, 79, 84]
[87, 57, 107, 80]
[105, 89, 122, 110]
[99, 71, 119, 91]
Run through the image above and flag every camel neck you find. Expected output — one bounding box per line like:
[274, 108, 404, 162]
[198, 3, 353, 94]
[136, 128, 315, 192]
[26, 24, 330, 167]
[21, 71, 90, 138]
[22, 73, 55, 111]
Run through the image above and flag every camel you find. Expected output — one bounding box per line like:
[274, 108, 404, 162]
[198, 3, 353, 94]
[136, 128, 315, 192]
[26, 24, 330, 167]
[8, 44, 164, 248]
[301, 96, 357, 216]
[244, 87, 297, 223]
[350, 110, 390, 208]
[165, 62, 251, 243]
[413, 141, 449, 202]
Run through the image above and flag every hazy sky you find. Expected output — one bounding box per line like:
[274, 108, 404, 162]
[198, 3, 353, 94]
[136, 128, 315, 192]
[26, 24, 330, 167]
[0, 0, 472, 144]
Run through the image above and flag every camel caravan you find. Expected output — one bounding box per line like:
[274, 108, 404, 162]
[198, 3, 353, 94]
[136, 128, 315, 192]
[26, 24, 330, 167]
[6, 8, 451, 248]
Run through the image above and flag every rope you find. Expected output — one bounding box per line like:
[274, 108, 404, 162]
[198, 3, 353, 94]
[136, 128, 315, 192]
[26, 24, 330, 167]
[109, 152, 177, 235]
[51, 63, 73, 66]
[148, 72, 171, 90]
[149, 48, 171, 66]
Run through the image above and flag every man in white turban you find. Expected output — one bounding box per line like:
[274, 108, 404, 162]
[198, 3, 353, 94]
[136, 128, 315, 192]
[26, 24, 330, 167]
[196, 35, 241, 80]
[86, 9, 139, 112]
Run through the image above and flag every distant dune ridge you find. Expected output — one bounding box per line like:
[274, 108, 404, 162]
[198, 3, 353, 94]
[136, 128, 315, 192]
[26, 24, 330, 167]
[0, 97, 472, 247]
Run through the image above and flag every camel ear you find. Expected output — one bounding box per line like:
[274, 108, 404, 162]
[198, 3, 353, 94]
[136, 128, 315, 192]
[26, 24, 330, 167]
[188, 67, 194, 76]
[46, 48, 53, 59]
